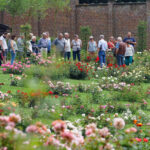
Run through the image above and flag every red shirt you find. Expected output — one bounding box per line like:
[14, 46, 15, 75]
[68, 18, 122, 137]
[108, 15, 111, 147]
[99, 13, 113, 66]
[108, 41, 115, 49]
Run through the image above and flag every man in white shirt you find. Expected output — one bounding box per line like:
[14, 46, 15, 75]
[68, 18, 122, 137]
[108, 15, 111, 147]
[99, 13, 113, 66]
[64, 33, 71, 61]
[0, 33, 8, 64]
[98, 35, 108, 68]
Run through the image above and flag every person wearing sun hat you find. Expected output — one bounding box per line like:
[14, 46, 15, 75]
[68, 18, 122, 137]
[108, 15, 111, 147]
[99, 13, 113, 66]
[87, 35, 97, 59]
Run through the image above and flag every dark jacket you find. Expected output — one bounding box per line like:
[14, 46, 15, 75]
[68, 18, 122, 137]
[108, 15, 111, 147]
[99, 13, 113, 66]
[118, 42, 126, 56]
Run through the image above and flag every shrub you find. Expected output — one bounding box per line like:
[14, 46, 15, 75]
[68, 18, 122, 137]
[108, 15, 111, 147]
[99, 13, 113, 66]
[69, 62, 90, 80]
[48, 81, 73, 95]
[20, 23, 32, 57]
[2, 62, 30, 75]
[137, 21, 147, 52]
[113, 87, 145, 102]
[80, 26, 92, 59]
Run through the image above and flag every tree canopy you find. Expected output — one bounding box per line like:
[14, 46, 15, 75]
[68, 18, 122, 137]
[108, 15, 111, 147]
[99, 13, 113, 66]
[0, 0, 70, 18]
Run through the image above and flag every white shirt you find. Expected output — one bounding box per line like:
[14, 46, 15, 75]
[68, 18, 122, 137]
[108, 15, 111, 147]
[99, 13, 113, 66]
[98, 39, 108, 51]
[72, 39, 82, 51]
[27, 41, 32, 52]
[64, 39, 71, 52]
[125, 45, 134, 56]
[0, 36, 8, 50]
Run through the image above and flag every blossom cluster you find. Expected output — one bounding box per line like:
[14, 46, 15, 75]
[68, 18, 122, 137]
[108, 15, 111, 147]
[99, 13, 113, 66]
[48, 81, 73, 95]
[1, 62, 30, 74]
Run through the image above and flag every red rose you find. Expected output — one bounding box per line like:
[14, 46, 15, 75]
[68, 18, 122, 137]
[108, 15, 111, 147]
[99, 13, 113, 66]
[143, 138, 148, 142]
[122, 64, 126, 68]
[131, 83, 135, 86]
[7, 90, 11, 94]
[49, 91, 53, 95]
[55, 95, 59, 98]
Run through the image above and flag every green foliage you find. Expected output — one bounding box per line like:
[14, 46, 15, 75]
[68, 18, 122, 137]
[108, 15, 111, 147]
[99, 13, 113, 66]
[113, 87, 145, 102]
[20, 23, 32, 57]
[25, 62, 70, 80]
[0, 0, 30, 17]
[20, 23, 31, 39]
[137, 21, 147, 52]
[48, 0, 70, 12]
[80, 26, 92, 57]
[69, 63, 88, 80]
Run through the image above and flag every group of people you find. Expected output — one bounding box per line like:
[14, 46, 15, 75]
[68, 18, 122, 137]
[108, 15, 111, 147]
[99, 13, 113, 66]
[87, 32, 136, 67]
[0, 32, 51, 65]
[0, 31, 136, 67]
[53, 31, 136, 67]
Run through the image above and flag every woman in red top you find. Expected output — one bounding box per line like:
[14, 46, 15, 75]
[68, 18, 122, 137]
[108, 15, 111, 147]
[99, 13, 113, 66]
[108, 36, 116, 50]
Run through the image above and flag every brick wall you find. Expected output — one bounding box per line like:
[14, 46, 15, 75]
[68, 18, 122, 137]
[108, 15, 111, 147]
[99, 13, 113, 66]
[113, 3, 146, 41]
[0, 0, 149, 47]
[76, 4, 109, 40]
[75, 2, 146, 42]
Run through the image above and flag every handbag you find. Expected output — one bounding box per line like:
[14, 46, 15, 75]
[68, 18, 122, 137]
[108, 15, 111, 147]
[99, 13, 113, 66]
[77, 47, 81, 51]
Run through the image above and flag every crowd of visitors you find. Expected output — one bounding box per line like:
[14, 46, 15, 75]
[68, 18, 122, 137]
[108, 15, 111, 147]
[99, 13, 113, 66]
[0, 31, 136, 68]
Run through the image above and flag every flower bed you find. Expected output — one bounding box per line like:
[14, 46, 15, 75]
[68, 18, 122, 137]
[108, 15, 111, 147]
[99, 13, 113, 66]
[1, 62, 30, 74]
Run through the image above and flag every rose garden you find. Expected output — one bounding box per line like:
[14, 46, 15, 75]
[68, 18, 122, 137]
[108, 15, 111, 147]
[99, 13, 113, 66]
[0, 50, 150, 150]
[0, 0, 150, 150]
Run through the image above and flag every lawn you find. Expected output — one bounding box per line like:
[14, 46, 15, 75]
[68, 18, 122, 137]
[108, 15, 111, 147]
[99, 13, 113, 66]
[0, 51, 150, 150]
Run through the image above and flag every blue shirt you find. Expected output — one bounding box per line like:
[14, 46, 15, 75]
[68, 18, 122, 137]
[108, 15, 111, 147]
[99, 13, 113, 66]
[116, 42, 120, 49]
[53, 38, 65, 52]
[38, 38, 48, 48]
[47, 38, 51, 52]
[123, 37, 136, 47]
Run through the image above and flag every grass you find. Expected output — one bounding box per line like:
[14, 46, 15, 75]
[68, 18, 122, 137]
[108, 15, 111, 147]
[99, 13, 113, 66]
[0, 67, 150, 126]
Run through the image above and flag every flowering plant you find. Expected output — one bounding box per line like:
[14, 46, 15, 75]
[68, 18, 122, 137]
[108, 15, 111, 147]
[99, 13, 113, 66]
[2, 62, 30, 75]
[48, 81, 73, 95]
[69, 62, 92, 80]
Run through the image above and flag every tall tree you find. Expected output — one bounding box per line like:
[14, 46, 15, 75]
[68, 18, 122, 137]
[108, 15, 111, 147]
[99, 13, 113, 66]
[0, 0, 8, 23]
[0, 0, 70, 35]
[0, 0, 30, 29]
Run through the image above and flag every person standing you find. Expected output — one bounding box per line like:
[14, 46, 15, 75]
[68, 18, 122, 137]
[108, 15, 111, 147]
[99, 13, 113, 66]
[31, 36, 39, 55]
[7, 33, 11, 51]
[87, 36, 97, 59]
[98, 35, 108, 68]
[46, 32, 51, 54]
[71, 34, 82, 61]
[53, 33, 65, 58]
[0, 33, 8, 64]
[17, 34, 25, 61]
[64, 33, 71, 61]
[10, 35, 18, 65]
[123, 32, 136, 47]
[38, 33, 49, 58]
[125, 40, 134, 66]
[116, 37, 126, 66]
[108, 36, 116, 53]
[0, 34, 3, 66]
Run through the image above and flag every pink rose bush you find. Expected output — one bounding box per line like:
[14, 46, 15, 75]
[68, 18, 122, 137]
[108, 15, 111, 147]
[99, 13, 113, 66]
[25, 53, 53, 66]
[0, 113, 149, 150]
[1, 62, 30, 75]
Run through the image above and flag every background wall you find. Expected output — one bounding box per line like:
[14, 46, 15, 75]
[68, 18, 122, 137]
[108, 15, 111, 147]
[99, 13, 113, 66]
[0, 0, 149, 47]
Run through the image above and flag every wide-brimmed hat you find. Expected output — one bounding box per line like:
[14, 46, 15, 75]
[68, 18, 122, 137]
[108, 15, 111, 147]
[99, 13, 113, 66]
[89, 36, 94, 39]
